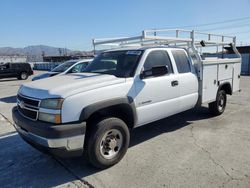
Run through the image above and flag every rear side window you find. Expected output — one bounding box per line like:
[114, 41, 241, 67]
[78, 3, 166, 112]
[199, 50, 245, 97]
[172, 50, 191, 73]
[144, 50, 173, 73]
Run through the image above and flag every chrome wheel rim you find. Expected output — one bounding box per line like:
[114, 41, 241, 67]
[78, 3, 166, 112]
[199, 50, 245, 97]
[218, 94, 225, 111]
[100, 129, 123, 159]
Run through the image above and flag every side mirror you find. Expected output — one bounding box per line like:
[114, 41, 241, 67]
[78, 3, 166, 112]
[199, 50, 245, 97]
[140, 65, 169, 79]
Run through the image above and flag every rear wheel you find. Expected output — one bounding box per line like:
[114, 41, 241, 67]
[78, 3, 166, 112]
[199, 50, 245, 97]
[86, 117, 130, 169]
[18, 72, 28, 80]
[209, 90, 227, 116]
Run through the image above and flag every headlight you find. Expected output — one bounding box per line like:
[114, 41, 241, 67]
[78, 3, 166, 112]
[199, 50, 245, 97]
[39, 112, 61, 124]
[40, 98, 63, 109]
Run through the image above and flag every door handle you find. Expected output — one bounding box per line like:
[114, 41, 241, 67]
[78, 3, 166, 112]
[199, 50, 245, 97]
[171, 80, 179, 87]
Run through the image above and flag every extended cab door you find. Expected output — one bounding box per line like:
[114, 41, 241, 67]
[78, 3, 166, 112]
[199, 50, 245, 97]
[170, 49, 198, 111]
[134, 49, 180, 126]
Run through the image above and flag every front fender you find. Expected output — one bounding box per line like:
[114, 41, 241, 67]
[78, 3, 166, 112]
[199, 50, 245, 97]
[79, 97, 137, 127]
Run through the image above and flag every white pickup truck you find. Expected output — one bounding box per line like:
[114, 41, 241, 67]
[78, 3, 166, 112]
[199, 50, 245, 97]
[12, 29, 241, 168]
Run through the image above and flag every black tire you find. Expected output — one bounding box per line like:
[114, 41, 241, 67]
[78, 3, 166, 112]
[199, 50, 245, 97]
[86, 117, 130, 169]
[209, 90, 227, 116]
[18, 72, 28, 80]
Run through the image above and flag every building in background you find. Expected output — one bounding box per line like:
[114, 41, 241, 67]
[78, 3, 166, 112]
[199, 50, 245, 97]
[0, 55, 27, 64]
[225, 46, 250, 54]
[43, 52, 94, 63]
[204, 46, 250, 75]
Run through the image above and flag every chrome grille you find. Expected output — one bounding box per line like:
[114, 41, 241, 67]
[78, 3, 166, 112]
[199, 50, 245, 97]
[17, 94, 39, 107]
[17, 94, 41, 121]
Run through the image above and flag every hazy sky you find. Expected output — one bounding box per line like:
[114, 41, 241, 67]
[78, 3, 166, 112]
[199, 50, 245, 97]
[1, 0, 250, 50]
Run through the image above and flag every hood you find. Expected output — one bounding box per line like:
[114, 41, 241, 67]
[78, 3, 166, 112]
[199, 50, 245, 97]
[19, 73, 125, 99]
[32, 72, 59, 81]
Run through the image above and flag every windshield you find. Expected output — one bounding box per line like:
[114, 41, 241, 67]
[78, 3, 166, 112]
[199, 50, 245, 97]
[52, 61, 77, 72]
[84, 50, 142, 77]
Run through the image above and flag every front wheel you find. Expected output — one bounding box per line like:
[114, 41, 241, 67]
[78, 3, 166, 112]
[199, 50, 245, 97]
[209, 90, 227, 116]
[86, 117, 130, 169]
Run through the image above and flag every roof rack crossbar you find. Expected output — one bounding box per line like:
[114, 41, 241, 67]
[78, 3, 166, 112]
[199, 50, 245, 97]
[93, 29, 236, 50]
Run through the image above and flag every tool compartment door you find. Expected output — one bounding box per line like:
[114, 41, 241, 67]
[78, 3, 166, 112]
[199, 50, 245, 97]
[202, 64, 218, 103]
[218, 63, 233, 80]
[233, 62, 241, 92]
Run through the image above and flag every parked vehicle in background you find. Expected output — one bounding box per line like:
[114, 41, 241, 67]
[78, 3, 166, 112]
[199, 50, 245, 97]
[12, 29, 241, 169]
[0, 63, 33, 80]
[32, 59, 93, 81]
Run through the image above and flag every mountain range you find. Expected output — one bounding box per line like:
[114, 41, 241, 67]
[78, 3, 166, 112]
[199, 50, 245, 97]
[0, 45, 89, 61]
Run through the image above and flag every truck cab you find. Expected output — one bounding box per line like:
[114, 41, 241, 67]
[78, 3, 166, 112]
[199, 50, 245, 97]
[12, 29, 241, 168]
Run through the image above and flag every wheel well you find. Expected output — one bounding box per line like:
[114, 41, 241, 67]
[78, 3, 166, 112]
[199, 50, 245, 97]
[220, 83, 232, 95]
[86, 104, 135, 130]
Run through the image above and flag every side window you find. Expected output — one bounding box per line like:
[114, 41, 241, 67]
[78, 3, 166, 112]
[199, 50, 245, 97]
[71, 63, 88, 73]
[172, 50, 191, 73]
[143, 50, 173, 73]
[80, 62, 88, 72]
[71, 64, 82, 73]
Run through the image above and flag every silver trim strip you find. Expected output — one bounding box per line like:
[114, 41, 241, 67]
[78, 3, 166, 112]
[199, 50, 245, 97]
[17, 107, 38, 121]
[18, 93, 41, 108]
[18, 93, 41, 103]
[17, 99, 39, 110]
[17, 100, 38, 112]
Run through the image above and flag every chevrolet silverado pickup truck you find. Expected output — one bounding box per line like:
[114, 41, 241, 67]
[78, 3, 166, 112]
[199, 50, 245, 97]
[12, 29, 241, 168]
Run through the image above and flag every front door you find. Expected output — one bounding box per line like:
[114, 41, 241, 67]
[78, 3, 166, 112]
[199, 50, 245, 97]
[134, 50, 180, 126]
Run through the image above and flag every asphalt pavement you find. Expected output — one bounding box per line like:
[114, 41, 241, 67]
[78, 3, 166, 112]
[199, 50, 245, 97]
[0, 72, 250, 188]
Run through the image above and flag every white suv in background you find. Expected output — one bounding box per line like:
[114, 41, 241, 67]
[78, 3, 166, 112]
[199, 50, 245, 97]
[32, 59, 93, 81]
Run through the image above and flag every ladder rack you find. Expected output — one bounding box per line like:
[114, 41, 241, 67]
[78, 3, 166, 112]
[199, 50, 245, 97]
[93, 29, 237, 49]
[92, 29, 241, 80]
